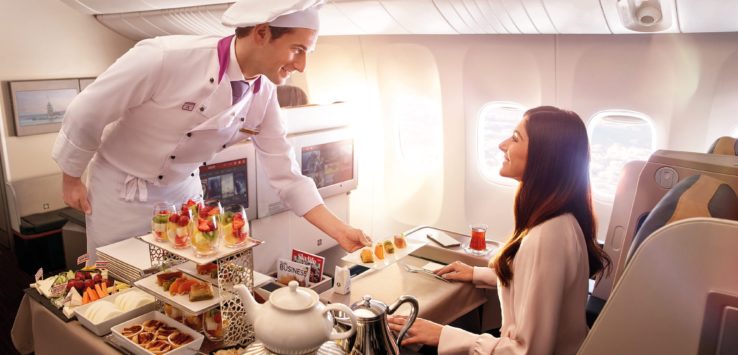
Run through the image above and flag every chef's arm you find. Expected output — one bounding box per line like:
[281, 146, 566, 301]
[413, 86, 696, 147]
[62, 173, 92, 215]
[303, 204, 371, 252]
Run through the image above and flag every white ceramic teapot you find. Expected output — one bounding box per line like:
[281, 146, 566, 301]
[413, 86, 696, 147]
[234, 281, 357, 354]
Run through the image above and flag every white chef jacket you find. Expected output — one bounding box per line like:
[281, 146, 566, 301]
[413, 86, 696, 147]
[52, 35, 323, 257]
[438, 214, 590, 355]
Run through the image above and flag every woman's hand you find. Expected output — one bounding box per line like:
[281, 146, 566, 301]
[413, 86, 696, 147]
[388, 315, 442, 347]
[435, 261, 474, 282]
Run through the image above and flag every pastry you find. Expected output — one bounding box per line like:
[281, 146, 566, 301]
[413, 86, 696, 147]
[394, 234, 407, 249]
[145, 340, 172, 354]
[374, 243, 385, 260]
[360, 248, 374, 263]
[142, 319, 164, 332]
[383, 240, 395, 254]
[132, 331, 155, 346]
[169, 332, 194, 349]
[155, 270, 183, 285]
[189, 282, 214, 302]
[155, 326, 179, 340]
[121, 324, 142, 339]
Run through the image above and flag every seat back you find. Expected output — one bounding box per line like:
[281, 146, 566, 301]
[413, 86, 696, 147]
[707, 136, 737, 156]
[578, 218, 738, 355]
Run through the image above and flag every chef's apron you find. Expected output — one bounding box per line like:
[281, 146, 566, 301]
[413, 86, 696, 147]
[84, 154, 203, 264]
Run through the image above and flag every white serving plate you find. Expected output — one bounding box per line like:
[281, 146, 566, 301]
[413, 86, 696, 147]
[176, 261, 274, 288]
[341, 235, 427, 270]
[74, 288, 157, 336]
[137, 233, 263, 264]
[111, 311, 204, 355]
[134, 272, 227, 314]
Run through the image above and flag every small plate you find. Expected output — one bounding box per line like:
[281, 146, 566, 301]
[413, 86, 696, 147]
[134, 272, 227, 314]
[341, 235, 427, 270]
[462, 243, 496, 256]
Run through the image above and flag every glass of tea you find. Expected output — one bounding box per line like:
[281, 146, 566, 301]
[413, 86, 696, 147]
[464, 223, 490, 256]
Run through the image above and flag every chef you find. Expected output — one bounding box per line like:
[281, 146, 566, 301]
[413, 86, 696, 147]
[52, 0, 371, 262]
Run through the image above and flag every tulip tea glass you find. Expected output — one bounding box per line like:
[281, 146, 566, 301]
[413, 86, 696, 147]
[222, 204, 249, 248]
[464, 224, 492, 256]
[152, 203, 175, 242]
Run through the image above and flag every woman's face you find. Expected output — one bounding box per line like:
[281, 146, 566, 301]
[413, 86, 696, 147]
[498, 118, 529, 181]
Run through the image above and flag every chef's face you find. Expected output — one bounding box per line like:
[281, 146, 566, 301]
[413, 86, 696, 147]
[259, 27, 317, 85]
[498, 117, 529, 181]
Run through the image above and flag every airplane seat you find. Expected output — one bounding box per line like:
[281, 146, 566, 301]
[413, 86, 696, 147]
[578, 217, 738, 355]
[706, 136, 737, 156]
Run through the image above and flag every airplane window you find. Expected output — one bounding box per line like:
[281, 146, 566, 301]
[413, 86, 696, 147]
[588, 110, 656, 201]
[395, 95, 443, 170]
[477, 102, 527, 186]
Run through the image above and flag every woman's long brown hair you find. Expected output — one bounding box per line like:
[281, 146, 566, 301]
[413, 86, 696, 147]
[491, 106, 610, 287]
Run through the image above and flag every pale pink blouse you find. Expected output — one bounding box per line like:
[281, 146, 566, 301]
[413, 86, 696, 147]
[438, 213, 590, 355]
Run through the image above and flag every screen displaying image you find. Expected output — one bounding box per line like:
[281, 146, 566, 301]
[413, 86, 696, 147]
[301, 139, 354, 189]
[199, 158, 248, 208]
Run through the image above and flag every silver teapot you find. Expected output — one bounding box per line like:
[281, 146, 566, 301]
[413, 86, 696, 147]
[335, 295, 419, 355]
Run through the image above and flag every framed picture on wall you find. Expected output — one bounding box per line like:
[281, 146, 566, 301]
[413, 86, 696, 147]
[8, 79, 79, 136]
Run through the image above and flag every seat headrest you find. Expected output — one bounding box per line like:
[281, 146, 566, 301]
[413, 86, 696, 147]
[626, 175, 738, 263]
[707, 136, 738, 155]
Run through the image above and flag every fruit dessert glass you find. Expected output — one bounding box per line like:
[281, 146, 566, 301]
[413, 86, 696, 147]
[222, 204, 249, 248]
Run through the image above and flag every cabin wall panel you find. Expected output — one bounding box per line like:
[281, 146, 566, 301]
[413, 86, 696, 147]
[0, 0, 133, 182]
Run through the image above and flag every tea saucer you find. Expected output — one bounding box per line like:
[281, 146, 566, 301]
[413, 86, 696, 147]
[462, 243, 495, 256]
[242, 340, 344, 355]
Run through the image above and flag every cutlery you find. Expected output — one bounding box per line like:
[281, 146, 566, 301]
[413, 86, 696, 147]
[401, 263, 450, 283]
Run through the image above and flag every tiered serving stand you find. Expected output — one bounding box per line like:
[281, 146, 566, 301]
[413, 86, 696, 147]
[135, 233, 263, 347]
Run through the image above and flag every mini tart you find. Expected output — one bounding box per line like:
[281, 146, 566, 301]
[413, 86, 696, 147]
[155, 326, 179, 340]
[145, 339, 172, 354]
[133, 331, 155, 346]
[168, 332, 194, 348]
[142, 319, 165, 332]
[121, 324, 143, 339]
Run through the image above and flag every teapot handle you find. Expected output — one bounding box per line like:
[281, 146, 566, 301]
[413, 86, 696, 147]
[323, 303, 357, 341]
[387, 295, 419, 348]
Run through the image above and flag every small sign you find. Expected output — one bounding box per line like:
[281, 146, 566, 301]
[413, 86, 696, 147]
[35, 267, 43, 282]
[77, 253, 89, 265]
[50, 283, 67, 298]
[95, 260, 110, 269]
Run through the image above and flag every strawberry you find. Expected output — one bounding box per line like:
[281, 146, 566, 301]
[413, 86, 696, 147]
[168, 214, 179, 223]
[207, 220, 216, 230]
[178, 215, 190, 227]
[198, 223, 211, 232]
[233, 219, 245, 231]
[185, 199, 197, 207]
[214, 312, 222, 323]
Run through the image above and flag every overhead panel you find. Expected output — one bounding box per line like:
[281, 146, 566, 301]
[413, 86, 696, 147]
[541, 0, 610, 34]
[461, 0, 499, 33]
[501, 0, 539, 33]
[600, 0, 679, 34]
[319, 3, 365, 35]
[473, 0, 509, 33]
[486, 0, 521, 33]
[60, 0, 230, 14]
[380, 0, 456, 34]
[676, 0, 738, 33]
[332, 0, 408, 34]
[519, 0, 556, 34]
[432, 0, 476, 34]
[96, 15, 152, 41]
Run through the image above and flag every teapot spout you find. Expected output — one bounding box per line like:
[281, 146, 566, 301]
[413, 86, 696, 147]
[234, 284, 260, 324]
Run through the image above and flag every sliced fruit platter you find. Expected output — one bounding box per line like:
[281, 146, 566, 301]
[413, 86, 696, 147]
[30, 267, 131, 318]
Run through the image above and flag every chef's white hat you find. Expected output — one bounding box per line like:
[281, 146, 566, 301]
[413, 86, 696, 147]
[222, 0, 324, 30]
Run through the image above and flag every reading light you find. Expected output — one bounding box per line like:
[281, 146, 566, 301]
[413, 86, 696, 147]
[616, 0, 669, 32]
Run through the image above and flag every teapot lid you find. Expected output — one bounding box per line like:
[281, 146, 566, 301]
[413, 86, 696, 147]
[270, 281, 318, 311]
[350, 295, 387, 319]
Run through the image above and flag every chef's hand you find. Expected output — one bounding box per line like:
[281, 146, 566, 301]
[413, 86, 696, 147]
[388, 316, 441, 347]
[337, 227, 372, 252]
[435, 261, 474, 282]
[62, 173, 92, 215]
[303, 204, 371, 252]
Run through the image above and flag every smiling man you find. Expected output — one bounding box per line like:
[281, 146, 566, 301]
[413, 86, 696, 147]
[52, 0, 371, 262]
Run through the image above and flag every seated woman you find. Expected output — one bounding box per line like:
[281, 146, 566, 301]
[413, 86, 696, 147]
[389, 106, 610, 355]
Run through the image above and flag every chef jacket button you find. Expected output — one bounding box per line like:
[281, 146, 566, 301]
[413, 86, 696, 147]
[222, 144, 227, 149]
[199, 106, 205, 112]
[202, 162, 207, 166]
[158, 175, 163, 180]
[187, 132, 192, 137]
[232, 113, 235, 116]
[209, 77, 214, 83]
[240, 117, 244, 122]
[191, 173, 195, 177]
[170, 155, 175, 159]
